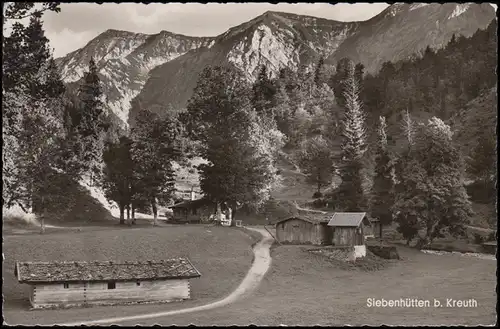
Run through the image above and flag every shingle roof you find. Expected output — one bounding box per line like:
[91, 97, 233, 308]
[15, 258, 201, 284]
[327, 212, 367, 227]
[276, 214, 332, 226]
[169, 198, 211, 209]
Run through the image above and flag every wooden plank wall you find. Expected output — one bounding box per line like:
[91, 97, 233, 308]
[333, 227, 355, 246]
[32, 279, 190, 308]
[276, 219, 329, 245]
[320, 224, 334, 245]
[173, 206, 212, 222]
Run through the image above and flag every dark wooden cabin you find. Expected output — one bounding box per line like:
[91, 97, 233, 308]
[15, 258, 201, 309]
[327, 212, 372, 247]
[275, 215, 333, 245]
[169, 198, 214, 223]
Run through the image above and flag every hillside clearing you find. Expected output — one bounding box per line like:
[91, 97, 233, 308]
[3, 225, 256, 325]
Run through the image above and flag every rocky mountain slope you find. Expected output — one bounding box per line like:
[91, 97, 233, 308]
[326, 3, 496, 73]
[55, 3, 496, 128]
[55, 29, 214, 127]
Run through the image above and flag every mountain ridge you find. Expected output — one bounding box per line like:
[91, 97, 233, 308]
[55, 3, 496, 128]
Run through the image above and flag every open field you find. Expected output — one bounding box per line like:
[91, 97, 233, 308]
[3, 225, 256, 325]
[117, 244, 496, 326]
[3, 223, 496, 326]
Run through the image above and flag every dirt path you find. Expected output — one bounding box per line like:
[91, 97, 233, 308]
[59, 227, 274, 326]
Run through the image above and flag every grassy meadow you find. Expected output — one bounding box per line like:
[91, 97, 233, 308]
[3, 225, 257, 325]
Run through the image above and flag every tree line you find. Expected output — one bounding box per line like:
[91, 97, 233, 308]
[2, 3, 493, 243]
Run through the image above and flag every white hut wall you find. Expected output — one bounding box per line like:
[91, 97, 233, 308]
[31, 279, 190, 308]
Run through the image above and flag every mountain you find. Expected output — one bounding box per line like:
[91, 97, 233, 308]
[326, 3, 496, 73]
[128, 11, 359, 124]
[55, 3, 496, 127]
[55, 29, 214, 127]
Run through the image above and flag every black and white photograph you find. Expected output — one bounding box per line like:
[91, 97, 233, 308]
[2, 2, 497, 326]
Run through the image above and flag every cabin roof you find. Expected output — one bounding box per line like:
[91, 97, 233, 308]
[276, 214, 332, 226]
[169, 198, 210, 209]
[327, 212, 368, 227]
[15, 258, 201, 284]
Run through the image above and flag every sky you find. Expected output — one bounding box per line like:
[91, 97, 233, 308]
[40, 3, 391, 58]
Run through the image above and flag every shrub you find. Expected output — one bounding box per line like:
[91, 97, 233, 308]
[312, 191, 323, 199]
[311, 198, 328, 209]
[473, 233, 485, 244]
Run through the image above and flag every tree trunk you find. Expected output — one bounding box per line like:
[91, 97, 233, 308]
[317, 180, 321, 194]
[119, 205, 125, 225]
[40, 196, 45, 234]
[131, 204, 136, 225]
[216, 202, 222, 226]
[151, 199, 158, 226]
[415, 236, 429, 250]
[379, 223, 383, 241]
[40, 216, 45, 234]
[227, 206, 233, 226]
[126, 205, 131, 226]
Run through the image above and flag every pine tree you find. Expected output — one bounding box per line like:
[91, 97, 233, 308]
[330, 57, 352, 108]
[314, 56, 329, 87]
[77, 57, 108, 186]
[467, 133, 496, 196]
[101, 136, 134, 225]
[336, 59, 368, 212]
[370, 116, 395, 238]
[3, 13, 66, 224]
[354, 63, 365, 85]
[272, 85, 293, 136]
[251, 64, 276, 115]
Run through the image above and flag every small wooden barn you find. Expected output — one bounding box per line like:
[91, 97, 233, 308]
[15, 258, 201, 309]
[275, 215, 333, 245]
[328, 212, 372, 246]
[169, 198, 214, 223]
[366, 218, 381, 239]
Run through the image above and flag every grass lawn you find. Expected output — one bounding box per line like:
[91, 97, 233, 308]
[117, 244, 496, 326]
[3, 225, 258, 325]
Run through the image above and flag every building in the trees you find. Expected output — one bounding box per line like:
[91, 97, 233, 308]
[327, 212, 374, 258]
[275, 215, 333, 245]
[15, 258, 201, 309]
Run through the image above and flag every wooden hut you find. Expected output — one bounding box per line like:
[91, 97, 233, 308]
[365, 218, 381, 239]
[15, 258, 201, 309]
[327, 212, 372, 258]
[169, 198, 214, 223]
[275, 215, 333, 245]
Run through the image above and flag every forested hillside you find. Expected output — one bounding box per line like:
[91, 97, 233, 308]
[3, 4, 496, 243]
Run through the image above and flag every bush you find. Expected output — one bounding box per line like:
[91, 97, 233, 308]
[473, 233, 485, 244]
[310, 198, 328, 209]
[312, 191, 323, 199]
